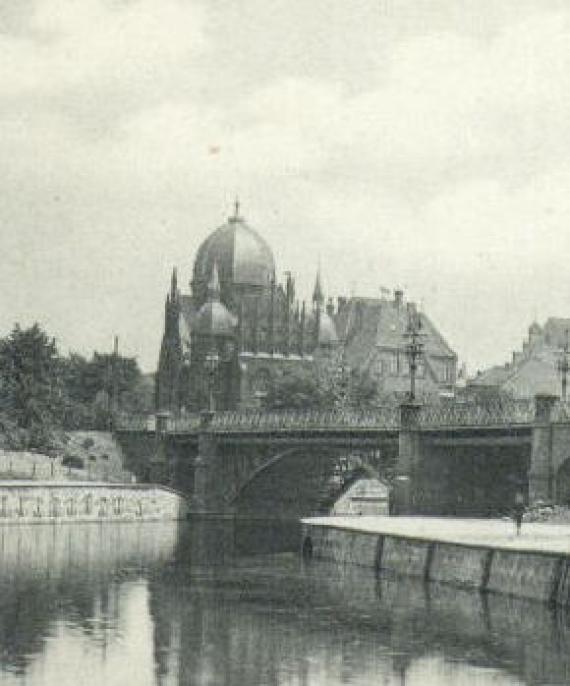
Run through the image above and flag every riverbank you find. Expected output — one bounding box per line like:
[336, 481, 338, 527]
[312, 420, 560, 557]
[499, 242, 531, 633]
[301, 515, 570, 605]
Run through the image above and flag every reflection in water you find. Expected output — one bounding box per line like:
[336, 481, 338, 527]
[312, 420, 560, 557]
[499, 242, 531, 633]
[0, 520, 568, 685]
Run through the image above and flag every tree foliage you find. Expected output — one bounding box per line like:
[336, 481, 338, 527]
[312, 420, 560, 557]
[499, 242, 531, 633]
[265, 367, 324, 410]
[0, 323, 152, 443]
[0, 324, 63, 429]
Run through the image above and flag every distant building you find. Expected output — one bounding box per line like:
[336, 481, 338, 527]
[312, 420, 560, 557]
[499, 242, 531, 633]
[155, 205, 457, 412]
[334, 292, 457, 400]
[468, 318, 569, 398]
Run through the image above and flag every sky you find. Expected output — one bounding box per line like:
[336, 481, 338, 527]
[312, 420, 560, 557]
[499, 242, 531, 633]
[1, 0, 570, 374]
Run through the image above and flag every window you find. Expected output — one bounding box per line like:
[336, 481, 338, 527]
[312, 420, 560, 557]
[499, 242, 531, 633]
[442, 363, 454, 383]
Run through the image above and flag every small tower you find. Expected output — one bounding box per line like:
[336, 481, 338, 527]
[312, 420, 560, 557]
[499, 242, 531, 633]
[191, 262, 238, 410]
[155, 267, 183, 413]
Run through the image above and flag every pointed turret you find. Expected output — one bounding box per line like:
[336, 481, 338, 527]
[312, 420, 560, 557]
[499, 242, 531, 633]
[170, 267, 178, 300]
[312, 269, 324, 306]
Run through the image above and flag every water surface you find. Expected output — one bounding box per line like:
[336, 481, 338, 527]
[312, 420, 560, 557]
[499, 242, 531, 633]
[0, 519, 567, 685]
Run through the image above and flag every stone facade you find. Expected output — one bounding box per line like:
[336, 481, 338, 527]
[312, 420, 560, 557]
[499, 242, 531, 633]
[155, 205, 457, 412]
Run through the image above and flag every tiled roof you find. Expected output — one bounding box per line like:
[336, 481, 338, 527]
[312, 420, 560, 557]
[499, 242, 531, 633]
[334, 297, 455, 372]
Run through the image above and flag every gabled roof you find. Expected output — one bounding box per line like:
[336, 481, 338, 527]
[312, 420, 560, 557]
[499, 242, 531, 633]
[334, 297, 456, 372]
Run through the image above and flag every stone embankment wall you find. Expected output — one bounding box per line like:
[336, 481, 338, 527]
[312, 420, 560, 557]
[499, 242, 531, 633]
[302, 524, 570, 606]
[0, 482, 188, 523]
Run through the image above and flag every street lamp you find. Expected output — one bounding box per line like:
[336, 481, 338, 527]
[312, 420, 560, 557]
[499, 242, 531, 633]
[403, 308, 425, 402]
[335, 349, 351, 411]
[204, 349, 220, 412]
[558, 329, 570, 401]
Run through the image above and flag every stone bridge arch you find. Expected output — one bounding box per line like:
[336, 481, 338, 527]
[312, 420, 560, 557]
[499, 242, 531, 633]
[229, 443, 396, 518]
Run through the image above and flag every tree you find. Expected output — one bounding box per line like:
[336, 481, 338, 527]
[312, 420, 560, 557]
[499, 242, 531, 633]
[0, 323, 152, 436]
[0, 324, 63, 429]
[265, 367, 324, 410]
[60, 351, 151, 428]
[349, 369, 380, 409]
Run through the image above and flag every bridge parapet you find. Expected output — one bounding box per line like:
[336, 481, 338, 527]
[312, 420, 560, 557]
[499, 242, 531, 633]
[209, 407, 400, 432]
[115, 408, 401, 433]
[417, 398, 535, 429]
[117, 398, 544, 435]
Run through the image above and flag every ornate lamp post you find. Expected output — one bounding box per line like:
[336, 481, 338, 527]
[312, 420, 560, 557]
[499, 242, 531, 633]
[204, 349, 220, 412]
[558, 329, 570, 401]
[334, 347, 351, 412]
[403, 308, 425, 402]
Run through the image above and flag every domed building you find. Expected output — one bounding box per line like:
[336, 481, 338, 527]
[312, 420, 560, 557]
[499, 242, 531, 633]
[155, 204, 457, 412]
[155, 203, 335, 412]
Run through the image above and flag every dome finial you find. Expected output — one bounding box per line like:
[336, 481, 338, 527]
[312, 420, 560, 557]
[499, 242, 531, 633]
[230, 196, 241, 222]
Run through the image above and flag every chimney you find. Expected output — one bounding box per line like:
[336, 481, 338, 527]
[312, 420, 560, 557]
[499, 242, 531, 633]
[394, 289, 404, 307]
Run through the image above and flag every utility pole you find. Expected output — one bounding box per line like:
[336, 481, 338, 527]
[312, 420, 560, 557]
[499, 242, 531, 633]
[558, 329, 570, 401]
[403, 307, 425, 402]
[112, 335, 119, 414]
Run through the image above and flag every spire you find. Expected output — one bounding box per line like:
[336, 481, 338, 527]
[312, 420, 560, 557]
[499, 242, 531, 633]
[300, 301, 306, 355]
[312, 268, 324, 305]
[170, 267, 178, 300]
[285, 271, 295, 303]
[207, 261, 221, 300]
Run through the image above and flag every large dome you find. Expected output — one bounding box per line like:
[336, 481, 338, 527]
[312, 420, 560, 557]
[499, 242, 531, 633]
[192, 211, 275, 300]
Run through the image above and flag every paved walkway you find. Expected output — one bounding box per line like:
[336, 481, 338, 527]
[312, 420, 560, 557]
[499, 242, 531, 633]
[302, 516, 570, 555]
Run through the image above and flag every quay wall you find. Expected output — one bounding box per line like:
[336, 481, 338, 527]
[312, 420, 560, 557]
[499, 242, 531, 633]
[0, 481, 188, 523]
[302, 523, 570, 606]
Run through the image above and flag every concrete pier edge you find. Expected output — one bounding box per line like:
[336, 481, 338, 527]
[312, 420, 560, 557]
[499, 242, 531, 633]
[301, 518, 570, 606]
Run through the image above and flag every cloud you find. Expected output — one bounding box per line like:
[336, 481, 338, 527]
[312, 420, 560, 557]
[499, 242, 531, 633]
[0, 0, 207, 101]
[1, 2, 570, 372]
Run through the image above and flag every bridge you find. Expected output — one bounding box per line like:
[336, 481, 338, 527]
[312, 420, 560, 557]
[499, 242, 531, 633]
[114, 394, 570, 518]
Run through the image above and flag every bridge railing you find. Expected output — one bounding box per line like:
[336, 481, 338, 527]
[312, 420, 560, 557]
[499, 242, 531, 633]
[114, 408, 400, 432]
[209, 407, 400, 432]
[417, 398, 535, 428]
[115, 398, 540, 434]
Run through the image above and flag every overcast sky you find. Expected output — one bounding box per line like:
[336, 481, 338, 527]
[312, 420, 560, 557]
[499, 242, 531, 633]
[1, 0, 570, 374]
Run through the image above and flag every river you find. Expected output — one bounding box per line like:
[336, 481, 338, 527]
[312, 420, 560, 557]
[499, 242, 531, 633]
[0, 519, 567, 685]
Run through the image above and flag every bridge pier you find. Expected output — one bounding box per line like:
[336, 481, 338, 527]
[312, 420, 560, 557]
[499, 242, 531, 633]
[193, 411, 225, 513]
[394, 402, 423, 515]
[529, 394, 558, 504]
[149, 411, 172, 484]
